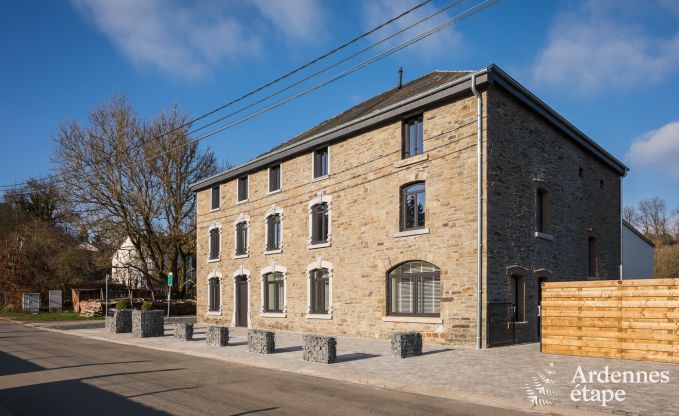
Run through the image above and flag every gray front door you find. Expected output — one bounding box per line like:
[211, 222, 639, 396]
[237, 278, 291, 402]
[236, 277, 248, 327]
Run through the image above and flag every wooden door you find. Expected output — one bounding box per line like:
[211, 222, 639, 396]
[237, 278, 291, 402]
[236, 277, 248, 327]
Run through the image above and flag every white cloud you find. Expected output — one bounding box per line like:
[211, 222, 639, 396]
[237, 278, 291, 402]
[627, 121, 679, 174]
[532, 1, 679, 94]
[361, 0, 462, 60]
[252, 0, 326, 43]
[72, 0, 327, 79]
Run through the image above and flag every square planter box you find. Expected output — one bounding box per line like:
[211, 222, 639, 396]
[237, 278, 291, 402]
[173, 322, 193, 341]
[303, 334, 336, 364]
[248, 329, 275, 354]
[106, 309, 132, 334]
[132, 310, 165, 338]
[206, 326, 229, 347]
[390, 332, 423, 358]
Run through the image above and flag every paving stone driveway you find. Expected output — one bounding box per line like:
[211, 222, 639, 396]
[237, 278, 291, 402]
[49, 323, 678, 416]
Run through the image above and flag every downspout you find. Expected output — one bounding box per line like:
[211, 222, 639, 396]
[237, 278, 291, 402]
[620, 170, 627, 279]
[471, 72, 483, 349]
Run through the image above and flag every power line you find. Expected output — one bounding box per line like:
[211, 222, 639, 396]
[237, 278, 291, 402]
[0, 0, 434, 191]
[6, 0, 499, 198]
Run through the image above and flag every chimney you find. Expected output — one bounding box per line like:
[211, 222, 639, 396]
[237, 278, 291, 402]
[398, 66, 403, 89]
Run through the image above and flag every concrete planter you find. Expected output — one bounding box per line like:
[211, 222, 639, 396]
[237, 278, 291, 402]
[173, 322, 193, 341]
[206, 326, 229, 347]
[303, 334, 336, 364]
[390, 332, 423, 358]
[248, 329, 275, 354]
[105, 309, 132, 334]
[132, 310, 165, 338]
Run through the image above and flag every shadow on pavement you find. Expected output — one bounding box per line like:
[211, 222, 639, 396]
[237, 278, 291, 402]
[0, 350, 44, 376]
[422, 348, 454, 356]
[335, 353, 380, 363]
[230, 407, 279, 416]
[275, 346, 302, 353]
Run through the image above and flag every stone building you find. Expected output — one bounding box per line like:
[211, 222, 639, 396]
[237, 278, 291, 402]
[190, 65, 627, 347]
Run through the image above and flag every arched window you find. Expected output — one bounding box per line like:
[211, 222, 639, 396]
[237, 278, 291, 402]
[400, 182, 425, 231]
[208, 276, 221, 313]
[388, 261, 440, 316]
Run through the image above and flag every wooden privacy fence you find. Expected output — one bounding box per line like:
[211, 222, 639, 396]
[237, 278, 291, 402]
[541, 278, 679, 364]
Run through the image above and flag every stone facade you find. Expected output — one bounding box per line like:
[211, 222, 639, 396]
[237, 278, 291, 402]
[132, 310, 165, 338]
[194, 70, 624, 347]
[390, 332, 423, 358]
[303, 334, 337, 364]
[248, 329, 275, 354]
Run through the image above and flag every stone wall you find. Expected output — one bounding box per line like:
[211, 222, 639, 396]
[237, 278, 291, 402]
[485, 86, 622, 345]
[106, 309, 132, 333]
[390, 332, 423, 358]
[173, 322, 193, 341]
[195, 93, 486, 346]
[206, 326, 229, 347]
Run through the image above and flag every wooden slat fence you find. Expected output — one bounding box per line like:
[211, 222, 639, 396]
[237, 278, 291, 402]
[541, 278, 679, 364]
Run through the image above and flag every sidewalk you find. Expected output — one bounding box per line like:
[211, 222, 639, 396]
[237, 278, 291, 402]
[20, 319, 679, 416]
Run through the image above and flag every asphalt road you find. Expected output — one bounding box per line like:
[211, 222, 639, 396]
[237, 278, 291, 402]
[0, 321, 533, 416]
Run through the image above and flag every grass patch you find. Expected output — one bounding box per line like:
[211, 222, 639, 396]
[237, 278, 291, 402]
[0, 311, 103, 321]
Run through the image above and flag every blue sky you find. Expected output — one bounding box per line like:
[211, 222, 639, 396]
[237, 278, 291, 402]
[1, 0, 678, 210]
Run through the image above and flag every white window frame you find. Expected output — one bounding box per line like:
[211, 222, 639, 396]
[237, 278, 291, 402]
[207, 223, 222, 263]
[311, 146, 330, 181]
[267, 164, 282, 195]
[231, 266, 252, 328]
[308, 193, 332, 249]
[210, 185, 221, 212]
[206, 270, 222, 316]
[306, 258, 333, 320]
[236, 176, 249, 204]
[260, 263, 287, 318]
[264, 205, 284, 255]
[233, 213, 250, 259]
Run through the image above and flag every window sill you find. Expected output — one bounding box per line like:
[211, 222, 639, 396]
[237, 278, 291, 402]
[206, 311, 222, 316]
[264, 249, 282, 255]
[267, 189, 281, 196]
[207, 258, 221, 263]
[307, 313, 332, 320]
[233, 253, 249, 260]
[209, 208, 221, 213]
[311, 175, 329, 183]
[394, 228, 430, 238]
[394, 152, 429, 168]
[261, 312, 287, 318]
[236, 199, 249, 205]
[382, 316, 442, 324]
[308, 242, 331, 249]
[534, 232, 554, 241]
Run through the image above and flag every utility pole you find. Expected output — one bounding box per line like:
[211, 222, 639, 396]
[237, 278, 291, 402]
[105, 273, 109, 317]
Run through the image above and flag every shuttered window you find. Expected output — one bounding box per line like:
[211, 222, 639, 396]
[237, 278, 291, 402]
[208, 277, 220, 312]
[209, 228, 220, 260]
[388, 261, 440, 317]
[235, 222, 248, 256]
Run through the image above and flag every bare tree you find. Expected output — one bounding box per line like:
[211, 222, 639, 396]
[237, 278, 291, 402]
[53, 95, 219, 296]
[623, 206, 637, 224]
[635, 197, 674, 244]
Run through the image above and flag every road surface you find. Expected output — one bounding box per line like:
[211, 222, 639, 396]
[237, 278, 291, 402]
[0, 321, 534, 416]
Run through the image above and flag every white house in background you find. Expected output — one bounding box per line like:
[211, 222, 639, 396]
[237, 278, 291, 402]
[622, 220, 655, 279]
[111, 237, 147, 288]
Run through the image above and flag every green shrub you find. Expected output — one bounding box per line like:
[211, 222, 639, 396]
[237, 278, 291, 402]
[115, 299, 132, 311]
[141, 301, 154, 311]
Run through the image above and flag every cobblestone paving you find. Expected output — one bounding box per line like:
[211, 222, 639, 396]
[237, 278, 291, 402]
[54, 324, 679, 416]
